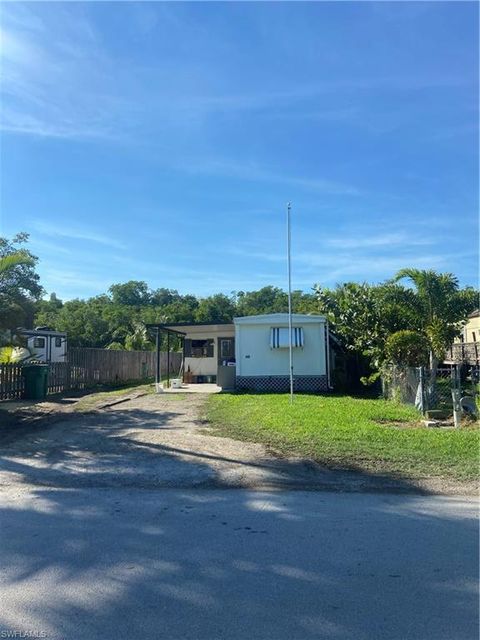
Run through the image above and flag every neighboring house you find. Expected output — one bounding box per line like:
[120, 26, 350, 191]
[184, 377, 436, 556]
[444, 310, 479, 365]
[152, 313, 331, 392]
[460, 310, 480, 344]
[18, 327, 68, 363]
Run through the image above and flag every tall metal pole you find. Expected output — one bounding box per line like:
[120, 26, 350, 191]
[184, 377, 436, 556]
[167, 331, 170, 387]
[287, 202, 294, 403]
[155, 328, 161, 387]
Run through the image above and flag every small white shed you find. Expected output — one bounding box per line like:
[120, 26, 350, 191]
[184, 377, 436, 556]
[234, 313, 330, 392]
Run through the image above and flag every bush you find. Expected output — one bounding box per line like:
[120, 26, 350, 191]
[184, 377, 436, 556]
[385, 330, 429, 367]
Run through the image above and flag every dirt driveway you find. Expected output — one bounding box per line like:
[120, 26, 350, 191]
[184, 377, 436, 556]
[0, 393, 472, 494]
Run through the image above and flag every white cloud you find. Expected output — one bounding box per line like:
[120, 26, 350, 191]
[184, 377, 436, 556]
[2, 3, 473, 144]
[32, 221, 125, 250]
[326, 232, 434, 249]
[178, 157, 362, 196]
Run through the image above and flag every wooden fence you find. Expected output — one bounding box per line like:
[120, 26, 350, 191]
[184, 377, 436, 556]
[0, 363, 24, 401]
[0, 348, 182, 401]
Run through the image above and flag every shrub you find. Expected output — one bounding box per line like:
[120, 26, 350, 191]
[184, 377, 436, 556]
[385, 330, 430, 367]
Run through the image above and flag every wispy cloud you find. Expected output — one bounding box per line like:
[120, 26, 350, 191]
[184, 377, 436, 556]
[41, 267, 114, 298]
[1, 4, 475, 143]
[326, 231, 434, 249]
[226, 223, 467, 287]
[32, 221, 125, 250]
[179, 157, 362, 196]
[0, 5, 128, 140]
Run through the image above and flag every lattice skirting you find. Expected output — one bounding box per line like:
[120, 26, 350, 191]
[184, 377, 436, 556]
[235, 375, 329, 393]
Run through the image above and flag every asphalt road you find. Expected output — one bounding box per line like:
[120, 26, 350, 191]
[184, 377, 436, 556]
[0, 488, 478, 640]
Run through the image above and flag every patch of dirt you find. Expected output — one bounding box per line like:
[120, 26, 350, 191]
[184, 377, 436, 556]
[374, 418, 422, 430]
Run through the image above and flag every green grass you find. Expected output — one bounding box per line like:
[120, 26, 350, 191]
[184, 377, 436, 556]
[205, 394, 479, 481]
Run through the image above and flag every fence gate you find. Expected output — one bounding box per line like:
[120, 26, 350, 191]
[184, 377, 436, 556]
[383, 364, 478, 418]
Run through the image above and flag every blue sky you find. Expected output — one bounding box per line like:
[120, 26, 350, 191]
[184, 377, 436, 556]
[1, 1, 478, 301]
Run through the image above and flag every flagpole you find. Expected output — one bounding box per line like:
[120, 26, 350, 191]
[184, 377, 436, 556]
[287, 202, 294, 403]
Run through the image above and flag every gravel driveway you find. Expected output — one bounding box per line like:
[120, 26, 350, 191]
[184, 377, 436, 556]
[0, 393, 473, 494]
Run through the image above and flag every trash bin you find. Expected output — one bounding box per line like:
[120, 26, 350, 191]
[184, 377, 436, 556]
[22, 364, 49, 400]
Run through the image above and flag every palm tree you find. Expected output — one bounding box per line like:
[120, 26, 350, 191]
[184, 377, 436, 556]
[0, 251, 35, 279]
[124, 321, 154, 351]
[394, 268, 465, 371]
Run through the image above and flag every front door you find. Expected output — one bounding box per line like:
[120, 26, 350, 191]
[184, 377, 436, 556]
[217, 337, 235, 365]
[217, 337, 235, 389]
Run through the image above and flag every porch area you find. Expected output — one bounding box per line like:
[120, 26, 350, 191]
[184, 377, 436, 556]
[160, 383, 222, 394]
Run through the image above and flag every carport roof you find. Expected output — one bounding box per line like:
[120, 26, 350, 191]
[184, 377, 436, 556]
[145, 321, 234, 335]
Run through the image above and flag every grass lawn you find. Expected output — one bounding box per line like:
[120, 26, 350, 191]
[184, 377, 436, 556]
[205, 394, 479, 481]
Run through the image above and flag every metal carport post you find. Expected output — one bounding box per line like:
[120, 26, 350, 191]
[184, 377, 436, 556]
[146, 324, 186, 389]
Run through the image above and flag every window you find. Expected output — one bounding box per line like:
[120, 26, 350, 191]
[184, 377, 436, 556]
[270, 327, 304, 349]
[33, 337, 45, 348]
[185, 339, 214, 358]
[55, 337, 62, 347]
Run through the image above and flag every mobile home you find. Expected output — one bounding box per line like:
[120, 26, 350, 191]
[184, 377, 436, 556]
[153, 313, 330, 392]
[234, 313, 330, 392]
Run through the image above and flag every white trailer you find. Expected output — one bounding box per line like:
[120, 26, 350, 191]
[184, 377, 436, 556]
[19, 328, 67, 363]
[234, 313, 330, 393]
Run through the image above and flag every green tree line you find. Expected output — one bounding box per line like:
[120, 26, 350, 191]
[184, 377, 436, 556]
[1, 233, 478, 383]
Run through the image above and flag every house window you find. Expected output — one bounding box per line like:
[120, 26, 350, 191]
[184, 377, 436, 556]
[55, 337, 62, 347]
[270, 327, 304, 349]
[187, 339, 214, 358]
[33, 337, 45, 348]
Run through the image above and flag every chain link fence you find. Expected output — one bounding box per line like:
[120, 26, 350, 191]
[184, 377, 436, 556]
[382, 364, 479, 418]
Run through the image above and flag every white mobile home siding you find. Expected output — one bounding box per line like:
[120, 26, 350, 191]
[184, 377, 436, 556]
[234, 314, 329, 392]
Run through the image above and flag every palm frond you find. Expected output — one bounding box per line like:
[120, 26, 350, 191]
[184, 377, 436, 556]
[0, 251, 35, 277]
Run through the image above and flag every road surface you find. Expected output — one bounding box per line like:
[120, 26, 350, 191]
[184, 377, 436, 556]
[0, 488, 477, 640]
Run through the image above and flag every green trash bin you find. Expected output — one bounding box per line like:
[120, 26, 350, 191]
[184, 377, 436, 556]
[22, 364, 50, 400]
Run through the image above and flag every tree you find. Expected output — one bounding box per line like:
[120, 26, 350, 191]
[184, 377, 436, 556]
[385, 330, 430, 367]
[235, 286, 318, 316]
[195, 294, 236, 323]
[394, 269, 476, 370]
[236, 286, 288, 315]
[124, 321, 154, 351]
[35, 293, 64, 329]
[51, 299, 110, 347]
[0, 251, 35, 276]
[150, 288, 180, 307]
[314, 282, 384, 385]
[315, 283, 383, 355]
[109, 281, 151, 306]
[0, 233, 43, 332]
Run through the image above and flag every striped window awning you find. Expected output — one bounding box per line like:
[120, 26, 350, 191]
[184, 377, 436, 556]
[270, 327, 304, 349]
